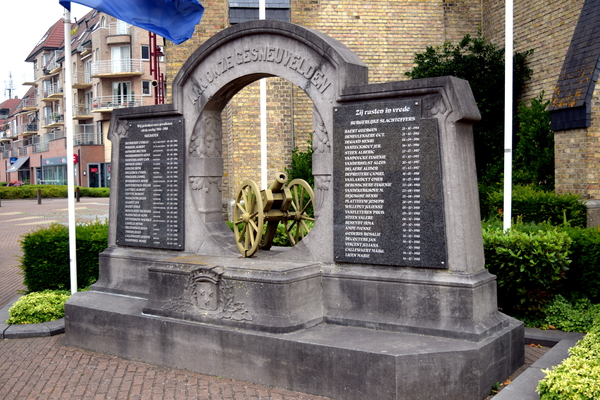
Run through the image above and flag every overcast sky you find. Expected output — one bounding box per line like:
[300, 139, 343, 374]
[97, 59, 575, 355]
[2, 1, 91, 101]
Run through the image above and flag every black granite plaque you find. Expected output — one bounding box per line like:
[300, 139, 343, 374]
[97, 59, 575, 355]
[116, 116, 185, 250]
[333, 99, 447, 268]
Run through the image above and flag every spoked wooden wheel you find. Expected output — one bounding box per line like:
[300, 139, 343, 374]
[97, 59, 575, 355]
[233, 179, 264, 257]
[285, 179, 315, 245]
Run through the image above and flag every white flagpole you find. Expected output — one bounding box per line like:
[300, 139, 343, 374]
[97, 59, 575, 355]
[503, 0, 514, 232]
[259, 0, 267, 189]
[64, 8, 78, 293]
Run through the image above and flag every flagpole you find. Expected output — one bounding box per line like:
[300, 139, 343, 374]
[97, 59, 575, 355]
[64, 8, 78, 293]
[259, 0, 267, 189]
[503, 0, 514, 232]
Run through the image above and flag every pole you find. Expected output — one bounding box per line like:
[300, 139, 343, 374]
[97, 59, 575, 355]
[503, 0, 514, 232]
[64, 8, 78, 294]
[259, 0, 267, 189]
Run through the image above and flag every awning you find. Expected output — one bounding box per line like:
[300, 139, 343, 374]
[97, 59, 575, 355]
[7, 157, 29, 173]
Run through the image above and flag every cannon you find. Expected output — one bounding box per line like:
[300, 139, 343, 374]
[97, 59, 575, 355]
[233, 172, 315, 257]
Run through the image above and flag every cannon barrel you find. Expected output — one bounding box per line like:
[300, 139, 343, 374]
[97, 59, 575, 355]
[269, 172, 288, 193]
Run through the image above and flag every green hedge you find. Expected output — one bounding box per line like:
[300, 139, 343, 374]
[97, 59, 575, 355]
[481, 185, 586, 227]
[537, 317, 600, 399]
[483, 223, 572, 319]
[19, 221, 108, 292]
[0, 185, 110, 199]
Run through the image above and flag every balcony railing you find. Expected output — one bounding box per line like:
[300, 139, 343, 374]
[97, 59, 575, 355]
[2, 150, 9, 158]
[18, 124, 38, 135]
[19, 96, 37, 110]
[91, 95, 143, 111]
[33, 142, 49, 153]
[22, 73, 36, 85]
[43, 114, 64, 127]
[73, 105, 92, 118]
[75, 132, 103, 146]
[42, 82, 63, 99]
[19, 146, 30, 156]
[91, 59, 144, 76]
[108, 22, 131, 36]
[73, 71, 92, 87]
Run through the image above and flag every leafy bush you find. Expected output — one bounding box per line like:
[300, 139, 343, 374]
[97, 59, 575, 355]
[483, 225, 571, 319]
[539, 295, 600, 333]
[514, 92, 555, 191]
[0, 185, 109, 199]
[482, 185, 586, 227]
[560, 227, 600, 302]
[537, 316, 600, 399]
[285, 137, 314, 187]
[405, 29, 532, 184]
[19, 220, 108, 292]
[6, 290, 71, 324]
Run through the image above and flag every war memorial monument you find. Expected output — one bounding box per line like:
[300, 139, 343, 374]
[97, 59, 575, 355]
[65, 20, 524, 400]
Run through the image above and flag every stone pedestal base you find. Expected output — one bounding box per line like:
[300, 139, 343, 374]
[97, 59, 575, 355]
[65, 291, 523, 400]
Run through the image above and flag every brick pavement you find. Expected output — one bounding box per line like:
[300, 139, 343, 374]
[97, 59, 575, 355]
[0, 335, 329, 400]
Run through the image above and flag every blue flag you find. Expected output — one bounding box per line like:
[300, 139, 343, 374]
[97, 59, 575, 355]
[59, 0, 204, 44]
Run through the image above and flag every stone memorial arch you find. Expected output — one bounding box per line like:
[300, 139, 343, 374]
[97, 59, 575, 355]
[67, 21, 524, 400]
[170, 19, 368, 261]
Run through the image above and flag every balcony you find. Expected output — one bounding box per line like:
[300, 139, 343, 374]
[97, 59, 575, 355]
[91, 59, 144, 78]
[22, 73, 36, 85]
[74, 125, 103, 145]
[42, 83, 63, 102]
[91, 96, 143, 113]
[43, 114, 64, 128]
[19, 124, 38, 135]
[33, 142, 49, 153]
[19, 96, 37, 111]
[73, 105, 93, 120]
[73, 71, 92, 89]
[108, 22, 131, 36]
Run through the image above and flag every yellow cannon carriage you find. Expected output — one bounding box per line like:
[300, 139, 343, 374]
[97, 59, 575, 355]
[233, 172, 314, 257]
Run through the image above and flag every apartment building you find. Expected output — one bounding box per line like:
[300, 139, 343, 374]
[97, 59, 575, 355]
[0, 10, 166, 187]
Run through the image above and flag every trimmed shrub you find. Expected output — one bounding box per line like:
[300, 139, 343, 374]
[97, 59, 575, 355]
[537, 317, 600, 399]
[483, 225, 571, 319]
[0, 185, 109, 199]
[6, 290, 71, 324]
[482, 185, 586, 227]
[19, 220, 108, 292]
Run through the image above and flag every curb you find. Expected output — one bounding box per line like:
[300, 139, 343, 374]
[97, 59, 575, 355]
[0, 296, 65, 339]
[492, 327, 585, 400]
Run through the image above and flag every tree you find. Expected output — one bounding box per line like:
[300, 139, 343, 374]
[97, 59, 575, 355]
[514, 92, 554, 191]
[405, 30, 533, 185]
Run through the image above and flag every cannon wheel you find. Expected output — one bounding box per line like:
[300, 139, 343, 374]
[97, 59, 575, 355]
[285, 179, 315, 246]
[233, 179, 264, 257]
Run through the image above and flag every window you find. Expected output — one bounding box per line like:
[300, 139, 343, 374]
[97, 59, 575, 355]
[142, 80, 151, 96]
[141, 45, 150, 60]
[228, 0, 290, 24]
[112, 81, 132, 105]
[111, 46, 131, 73]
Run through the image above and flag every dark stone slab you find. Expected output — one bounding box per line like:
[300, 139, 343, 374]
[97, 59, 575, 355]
[116, 116, 185, 250]
[333, 98, 447, 268]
